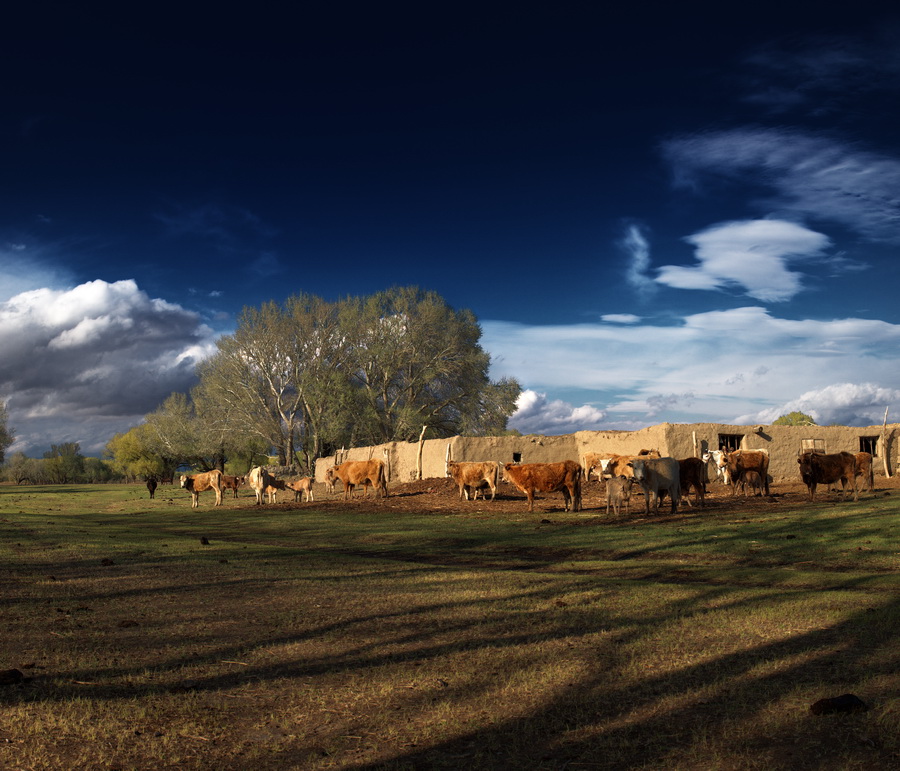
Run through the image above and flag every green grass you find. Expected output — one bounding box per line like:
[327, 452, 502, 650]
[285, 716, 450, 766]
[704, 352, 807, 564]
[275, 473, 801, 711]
[1, 483, 900, 769]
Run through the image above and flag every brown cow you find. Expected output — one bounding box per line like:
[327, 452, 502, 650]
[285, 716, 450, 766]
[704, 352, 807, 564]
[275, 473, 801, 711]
[221, 474, 244, 499]
[502, 460, 582, 513]
[605, 476, 633, 516]
[264, 478, 287, 503]
[286, 477, 314, 502]
[678, 457, 706, 508]
[855, 452, 874, 492]
[704, 449, 770, 496]
[146, 477, 158, 499]
[798, 451, 858, 502]
[446, 461, 500, 501]
[325, 459, 388, 500]
[247, 466, 273, 505]
[180, 469, 224, 508]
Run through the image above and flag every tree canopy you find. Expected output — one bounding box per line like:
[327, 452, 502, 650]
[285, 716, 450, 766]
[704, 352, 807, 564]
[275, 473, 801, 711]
[136, 287, 522, 469]
[772, 411, 817, 426]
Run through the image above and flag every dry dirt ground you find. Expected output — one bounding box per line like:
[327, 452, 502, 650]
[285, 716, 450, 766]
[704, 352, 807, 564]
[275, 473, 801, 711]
[289, 473, 897, 520]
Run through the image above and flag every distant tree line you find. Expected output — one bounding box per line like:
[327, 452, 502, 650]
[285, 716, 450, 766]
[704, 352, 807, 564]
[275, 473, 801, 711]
[2, 443, 122, 485]
[105, 287, 522, 476]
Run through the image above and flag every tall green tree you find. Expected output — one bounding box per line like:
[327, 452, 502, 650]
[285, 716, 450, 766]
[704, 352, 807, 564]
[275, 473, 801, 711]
[43, 443, 85, 484]
[105, 424, 170, 480]
[142, 393, 223, 470]
[192, 287, 521, 462]
[0, 399, 14, 465]
[195, 301, 305, 465]
[281, 293, 357, 466]
[6, 451, 38, 485]
[341, 287, 521, 443]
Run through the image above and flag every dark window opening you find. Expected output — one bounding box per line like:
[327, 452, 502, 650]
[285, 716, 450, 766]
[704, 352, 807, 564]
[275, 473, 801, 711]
[718, 434, 743, 453]
[860, 436, 878, 455]
[512, 452, 522, 463]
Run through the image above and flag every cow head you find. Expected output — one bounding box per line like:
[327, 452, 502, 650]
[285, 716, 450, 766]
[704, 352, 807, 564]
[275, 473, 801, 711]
[628, 459, 645, 482]
[179, 474, 192, 489]
[702, 451, 728, 483]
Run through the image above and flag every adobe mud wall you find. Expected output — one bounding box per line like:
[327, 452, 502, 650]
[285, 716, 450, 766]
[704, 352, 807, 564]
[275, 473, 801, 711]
[314, 422, 900, 484]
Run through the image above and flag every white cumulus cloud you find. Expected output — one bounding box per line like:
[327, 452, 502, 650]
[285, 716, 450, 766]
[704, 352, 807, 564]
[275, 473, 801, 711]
[509, 390, 607, 435]
[0, 279, 218, 456]
[735, 383, 900, 427]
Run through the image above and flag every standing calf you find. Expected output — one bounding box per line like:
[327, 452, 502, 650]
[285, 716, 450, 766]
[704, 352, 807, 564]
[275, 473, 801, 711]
[738, 470, 764, 497]
[605, 476, 633, 516]
[286, 477, 314, 502]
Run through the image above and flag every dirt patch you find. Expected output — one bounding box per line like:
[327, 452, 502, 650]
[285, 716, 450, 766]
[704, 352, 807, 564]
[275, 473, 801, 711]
[299, 474, 894, 519]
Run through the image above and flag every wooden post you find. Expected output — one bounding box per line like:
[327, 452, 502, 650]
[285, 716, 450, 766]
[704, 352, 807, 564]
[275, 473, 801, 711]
[445, 441, 452, 477]
[416, 425, 427, 480]
[882, 407, 891, 478]
[692, 431, 698, 458]
[383, 447, 391, 482]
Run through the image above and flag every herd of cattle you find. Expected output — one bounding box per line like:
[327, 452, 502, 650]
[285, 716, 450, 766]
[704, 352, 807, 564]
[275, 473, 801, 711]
[174, 448, 876, 514]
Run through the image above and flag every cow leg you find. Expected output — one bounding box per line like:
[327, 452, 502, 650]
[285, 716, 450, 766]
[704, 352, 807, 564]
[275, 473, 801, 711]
[527, 490, 535, 513]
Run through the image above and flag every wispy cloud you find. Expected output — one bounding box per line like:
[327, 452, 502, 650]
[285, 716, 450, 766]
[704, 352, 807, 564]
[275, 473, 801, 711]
[662, 128, 900, 243]
[619, 223, 656, 297]
[155, 202, 279, 251]
[656, 219, 830, 302]
[0, 239, 76, 302]
[601, 313, 642, 324]
[646, 392, 695, 418]
[741, 31, 900, 114]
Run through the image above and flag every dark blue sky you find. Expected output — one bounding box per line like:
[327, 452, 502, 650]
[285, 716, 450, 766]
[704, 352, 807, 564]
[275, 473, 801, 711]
[4, 3, 900, 455]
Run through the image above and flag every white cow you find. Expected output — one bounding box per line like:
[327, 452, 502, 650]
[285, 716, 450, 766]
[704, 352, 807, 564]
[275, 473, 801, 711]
[247, 466, 274, 505]
[627, 457, 681, 515]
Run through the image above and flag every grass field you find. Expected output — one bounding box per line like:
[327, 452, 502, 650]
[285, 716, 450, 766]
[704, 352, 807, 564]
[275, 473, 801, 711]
[2, 480, 900, 770]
